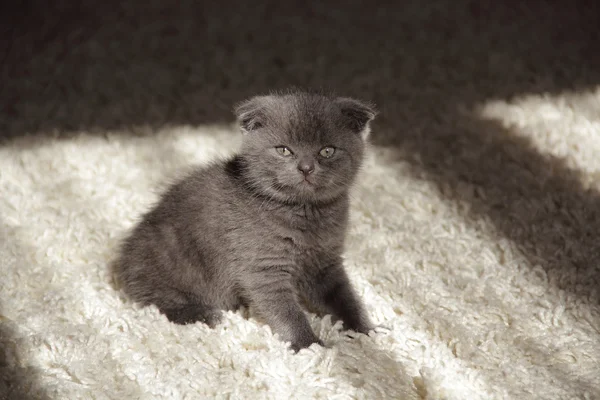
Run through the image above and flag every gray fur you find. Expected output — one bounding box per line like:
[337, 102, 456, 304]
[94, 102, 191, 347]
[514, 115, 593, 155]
[113, 90, 377, 351]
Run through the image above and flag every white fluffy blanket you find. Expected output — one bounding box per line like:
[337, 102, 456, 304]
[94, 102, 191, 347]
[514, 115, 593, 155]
[1, 1, 599, 399]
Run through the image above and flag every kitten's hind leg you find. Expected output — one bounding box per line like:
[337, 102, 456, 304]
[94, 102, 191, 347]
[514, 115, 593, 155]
[162, 303, 222, 327]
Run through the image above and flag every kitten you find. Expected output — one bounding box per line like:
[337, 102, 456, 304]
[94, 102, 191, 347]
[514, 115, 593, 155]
[114, 90, 377, 351]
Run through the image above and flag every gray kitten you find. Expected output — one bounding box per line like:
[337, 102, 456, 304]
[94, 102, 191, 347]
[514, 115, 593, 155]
[114, 90, 376, 351]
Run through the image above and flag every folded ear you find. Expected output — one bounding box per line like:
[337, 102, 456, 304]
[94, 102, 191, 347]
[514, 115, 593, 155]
[335, 97, 377, 139]
[234, 96, 271, 134]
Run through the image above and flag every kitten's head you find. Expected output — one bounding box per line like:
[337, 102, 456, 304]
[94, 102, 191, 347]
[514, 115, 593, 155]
[234, 90, 376, 204]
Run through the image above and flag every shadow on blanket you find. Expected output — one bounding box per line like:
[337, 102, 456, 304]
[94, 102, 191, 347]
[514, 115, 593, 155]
[0, 230, 49, 400]
[0, 314, 49, 400]
[329, 333, 423, 399]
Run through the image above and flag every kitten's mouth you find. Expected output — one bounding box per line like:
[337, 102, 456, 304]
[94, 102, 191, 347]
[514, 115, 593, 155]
[302, 178, 314, 186]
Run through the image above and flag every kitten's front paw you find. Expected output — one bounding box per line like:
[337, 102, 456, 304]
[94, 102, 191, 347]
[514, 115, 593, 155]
[201, 310, 224, 328]
[343, 324, 390, 341]
[351, 321, 376, 335]
[342, 320, 377, 340]
[163, 305, 222, 327]
[290, 336, 324, 353]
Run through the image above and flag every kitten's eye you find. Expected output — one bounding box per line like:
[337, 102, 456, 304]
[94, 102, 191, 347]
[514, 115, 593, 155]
[276, 146, 293, 156]
[319, 146, 336, 158]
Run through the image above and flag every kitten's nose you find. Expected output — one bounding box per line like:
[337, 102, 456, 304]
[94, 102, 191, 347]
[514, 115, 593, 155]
[297, 160, 315, 176]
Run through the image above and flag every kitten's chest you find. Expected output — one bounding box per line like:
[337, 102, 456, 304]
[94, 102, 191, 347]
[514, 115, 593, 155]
[288, 204, 331, 229]
[268, 203, 347, 254]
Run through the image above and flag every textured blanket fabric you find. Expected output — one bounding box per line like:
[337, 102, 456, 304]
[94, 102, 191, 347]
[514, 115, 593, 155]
[1, 1, 599, 399]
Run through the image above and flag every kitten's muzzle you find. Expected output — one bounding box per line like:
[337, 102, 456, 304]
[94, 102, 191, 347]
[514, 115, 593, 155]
[297, 158, 315, 176]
